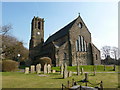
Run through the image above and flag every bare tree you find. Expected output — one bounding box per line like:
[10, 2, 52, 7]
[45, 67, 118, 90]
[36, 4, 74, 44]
[101, 46, 111, 59]
[118, 48, 120, 59]
[0, 24, 12, 35]
[111, 47, 118, 60]
[0, 24, 29, 61]
[2, 35, 29, 61]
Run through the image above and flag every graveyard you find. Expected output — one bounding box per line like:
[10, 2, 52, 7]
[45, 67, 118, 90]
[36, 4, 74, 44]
[2, 64, 119, 89]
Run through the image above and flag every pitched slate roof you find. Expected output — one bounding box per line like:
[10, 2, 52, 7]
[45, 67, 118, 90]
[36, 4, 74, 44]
[44, 17, 78, 45]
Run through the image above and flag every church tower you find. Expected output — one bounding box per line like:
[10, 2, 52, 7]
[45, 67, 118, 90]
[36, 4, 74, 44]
[29, 16, 44, 61]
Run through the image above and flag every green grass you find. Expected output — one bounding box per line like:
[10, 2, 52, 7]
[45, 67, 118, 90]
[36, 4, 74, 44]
[52, 65, 119, 72]
[2, 72, 119, 88]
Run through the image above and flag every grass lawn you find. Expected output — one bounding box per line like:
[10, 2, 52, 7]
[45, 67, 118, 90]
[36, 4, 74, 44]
[52, 65, 119, 72]
[2, 72, 119, 88]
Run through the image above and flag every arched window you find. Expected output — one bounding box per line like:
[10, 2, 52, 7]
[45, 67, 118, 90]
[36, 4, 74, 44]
[84, 41, 87, 51]
[78, 22, 82, 29]
[76, 35, 87, 52]
[78, 36, 82, 51]
[76, 40, 79, 51]
[81, 36, 84, 51]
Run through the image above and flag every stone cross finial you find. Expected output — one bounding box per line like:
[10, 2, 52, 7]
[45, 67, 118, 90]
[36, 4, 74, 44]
[78, 13, 80, 16]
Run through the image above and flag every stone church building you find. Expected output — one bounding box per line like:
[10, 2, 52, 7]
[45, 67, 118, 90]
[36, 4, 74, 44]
[29, 15, 101, 66]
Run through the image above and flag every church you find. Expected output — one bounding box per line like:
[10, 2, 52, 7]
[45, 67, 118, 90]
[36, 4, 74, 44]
[29, 15, 101, 66]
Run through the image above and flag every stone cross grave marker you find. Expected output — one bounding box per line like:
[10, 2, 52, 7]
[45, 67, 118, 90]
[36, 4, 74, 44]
[63, 63, 68, 79]
[31, 65, 35, 73]
[44, 63, 47, 74]
[47, 64, 51, 73]
[36, 64, 41, 74]
[25, 67, 29, 74]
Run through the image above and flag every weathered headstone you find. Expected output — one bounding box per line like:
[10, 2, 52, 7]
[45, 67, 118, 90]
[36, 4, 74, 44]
[60, 64, 64, 75]
[25, 67, 29, 74]
[63, 63, 68, 79]
[36, 64, 41, 74]
[47, 64, 51, 73]
[68, 71, 72, 77]
[30, 65, 35, 73]
[77, 62, 80, 75]
[44, 64, 47, 74]
[64, 63, 67, 71]
[113, 65, 116, 71]
[52, 70, 56, 73]
[81, 67, 84, 75]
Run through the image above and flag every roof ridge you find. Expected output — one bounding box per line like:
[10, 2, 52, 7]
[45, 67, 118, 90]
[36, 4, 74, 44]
[44, 17, 78, 45]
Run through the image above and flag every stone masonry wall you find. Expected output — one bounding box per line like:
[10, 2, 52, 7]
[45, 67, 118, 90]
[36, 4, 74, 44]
[69, 17, 92, 66]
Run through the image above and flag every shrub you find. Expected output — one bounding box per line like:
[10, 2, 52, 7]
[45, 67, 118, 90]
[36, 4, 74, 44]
[2, 60, 18, 72]
[36, 57, 52, 70]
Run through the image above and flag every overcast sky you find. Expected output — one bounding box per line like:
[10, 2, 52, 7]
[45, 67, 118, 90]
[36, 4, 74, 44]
[2, 2, 118, 51]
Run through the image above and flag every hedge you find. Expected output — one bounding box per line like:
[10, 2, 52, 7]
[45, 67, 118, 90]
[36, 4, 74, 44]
[2, 60, 18, 72]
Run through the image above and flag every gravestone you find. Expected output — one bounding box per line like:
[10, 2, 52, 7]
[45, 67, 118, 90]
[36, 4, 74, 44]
[60, 64, 64, 75]
[81, 67, 84, 75]
[44, 64, 47, 74]
[63, 63, 68, 79]
[25, 67, 29, 74]
[31, 65, 35, 73]
[68, 71, 72, 77]
[113, 65, 116, 71]
[36, 64, 41, 74]
[52, 70, 56, 73]
[47, 64, 51, 73]
[77, 62, 80, 75]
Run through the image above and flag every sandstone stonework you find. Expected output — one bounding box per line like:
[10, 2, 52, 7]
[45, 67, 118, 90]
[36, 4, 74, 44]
[25, 67, 29, 74]
[47, 64, 51, 73]
[29, 15, 101, 66]
[30, 65, 35, 73]
[36, 64, 41, 74]
[44, 64, 47, 74]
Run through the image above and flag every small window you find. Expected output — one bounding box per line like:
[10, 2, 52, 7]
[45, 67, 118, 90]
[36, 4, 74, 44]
[78, 22, 82, 29]
[96, 54, 98, 60]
